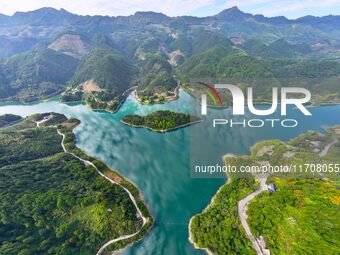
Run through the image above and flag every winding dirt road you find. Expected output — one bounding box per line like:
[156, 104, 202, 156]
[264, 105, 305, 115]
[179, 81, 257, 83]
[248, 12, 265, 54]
[319, 139, 339, 157]
[237, 137, 339, 255]
[56, 129, 148, 255]
[35, 115, 148, 255]
[238, 177, 268, 255]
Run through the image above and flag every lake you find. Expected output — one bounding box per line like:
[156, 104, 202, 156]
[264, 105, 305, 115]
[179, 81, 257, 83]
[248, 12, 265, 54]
[1, 90, 340, 255]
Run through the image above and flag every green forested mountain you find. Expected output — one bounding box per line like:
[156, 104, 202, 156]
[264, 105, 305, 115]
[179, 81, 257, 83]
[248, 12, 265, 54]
[0, 7, 339, 106]
[179, 45, 235, 78]
[63, 47, 137, 111]
[169, 30, 232, 56]
[133, 37, 177, 99]
[0, 37, 38, 59]
[70, 48, 136, 91]
[248, 178, 339, 255]
[268, 39, 311, 57]
[241, 39, 312, 59]
[137, 54, 176, 97]
[246, 129, 340, 254]
[0, 49, 78, 102]
[0, 113, 151, 255]
[178, 42, 340, 105]
[190, 176, 256, 254]
[178, 45, 279, 103]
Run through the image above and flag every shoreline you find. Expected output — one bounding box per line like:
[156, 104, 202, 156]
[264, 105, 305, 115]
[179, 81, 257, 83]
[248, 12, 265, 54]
[2, 87, 340, 112]
[135, 84, 180, 105]
[0, 89, 64, 105]
[35, 114, 154, 255]
[121, 119, 203, 133]
[188, 154, 236, 255]
[61, 86, 139, 114]
[188, 217, 214, 255]
[188, 131, 340, 255]
[58, 127, 151, 255]
[71, 118, 154, 254]
[188, 181, 230, 255]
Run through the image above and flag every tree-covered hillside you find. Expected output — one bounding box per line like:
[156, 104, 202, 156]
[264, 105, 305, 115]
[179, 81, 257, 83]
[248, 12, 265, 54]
[0, 7, 339, 107]
[191, 127, 340, 255]
[0, 114, 22, 128]
[62, 47, 137, 111]
[177, 42, 340, 105]
[137, 54, 177, 99]
[70, 48, 136, 92]
[248, 178, 339, 255]
[0, 113, 152, 255]
[190, 176, 257, 255]
[0, 49, 79, 102]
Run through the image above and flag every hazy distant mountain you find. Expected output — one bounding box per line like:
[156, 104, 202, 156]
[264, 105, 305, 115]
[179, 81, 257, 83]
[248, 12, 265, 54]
[0, 6, 339, 107]
[0, 6, 339, 42]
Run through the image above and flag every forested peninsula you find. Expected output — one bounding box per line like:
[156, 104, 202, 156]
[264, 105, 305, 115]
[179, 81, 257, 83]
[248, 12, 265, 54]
[0, 113, 153, 255]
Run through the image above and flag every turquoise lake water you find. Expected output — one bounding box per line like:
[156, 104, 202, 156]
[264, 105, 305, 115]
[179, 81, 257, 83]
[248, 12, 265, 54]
[1, 90, 340, 255]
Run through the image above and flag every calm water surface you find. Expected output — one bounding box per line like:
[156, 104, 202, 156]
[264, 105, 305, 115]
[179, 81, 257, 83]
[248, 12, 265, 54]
[1, 91, 340, 255]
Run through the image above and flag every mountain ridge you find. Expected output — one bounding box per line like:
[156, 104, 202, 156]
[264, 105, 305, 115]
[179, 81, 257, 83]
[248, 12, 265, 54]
[0, 6, 339, 22]
[0, 6, 339, 109]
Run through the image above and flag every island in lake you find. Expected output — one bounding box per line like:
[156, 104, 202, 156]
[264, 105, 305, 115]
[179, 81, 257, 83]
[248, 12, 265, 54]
[121, 110, 202, 132]
[0, 113, 153, 255]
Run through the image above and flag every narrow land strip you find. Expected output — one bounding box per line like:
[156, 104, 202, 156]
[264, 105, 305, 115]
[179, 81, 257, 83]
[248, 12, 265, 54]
[34, 116, 149, 255]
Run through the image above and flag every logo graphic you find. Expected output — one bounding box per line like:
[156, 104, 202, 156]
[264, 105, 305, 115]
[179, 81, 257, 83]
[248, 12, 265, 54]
[200, 83, 312, 116]
[198, 82, 223, 113]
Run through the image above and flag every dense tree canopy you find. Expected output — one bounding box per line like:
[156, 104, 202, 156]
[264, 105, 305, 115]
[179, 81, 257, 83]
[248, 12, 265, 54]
[122, 110, 200, 131]
[0, 114, 144, 255]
